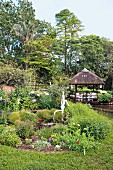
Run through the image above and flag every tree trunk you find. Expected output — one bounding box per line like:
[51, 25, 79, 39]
[25, 36, 29, 70]
[64, 27, 67, 74]
[112, 75, 113, 90]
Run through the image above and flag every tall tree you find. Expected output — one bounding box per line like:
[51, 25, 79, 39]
[25, 35, 59, 83]
[0, 0, 17, 64]
[55, 9, 83, 74]
[73, 35, 105, 77]
[13, 0, 36, 69]
[101, 38, 113, 89]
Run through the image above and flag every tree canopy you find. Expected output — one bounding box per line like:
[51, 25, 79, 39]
[0, 0, 113, 89]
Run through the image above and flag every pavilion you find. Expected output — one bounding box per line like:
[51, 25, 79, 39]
[69, 68, 105, 103]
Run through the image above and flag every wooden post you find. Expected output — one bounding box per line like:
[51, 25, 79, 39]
[75, 85, 77, 102]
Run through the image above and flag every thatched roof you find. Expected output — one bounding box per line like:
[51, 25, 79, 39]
[69, 68, 104, 85]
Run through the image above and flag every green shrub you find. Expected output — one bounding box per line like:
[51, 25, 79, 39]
[59, 129, 95, 154]
[38, 94, 53, 109]
[0, 125, 6, 133]
[36, 109, 53, 123]
[37, 89, 61, 110]
[8, 86, 33, 111]
[0, 110, 9, 125]
[8, 112, 20, 124]
[36, 124, 67, 140]
[53, 111, 63, 122]
[98, 93, 112, 103]
[0, 126, 22, 147]
[16, 120, 34, 139]
[36, 108, 64, 123]
[19, 110, 37, 122]
[65, 102, 111, 140]
[37, 126, 54, 139]
[79, 119, 110, 140]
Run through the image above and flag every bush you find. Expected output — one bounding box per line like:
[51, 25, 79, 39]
[37, 89, 61, 110]
[19, 110, 37, 122]
[53, 111, 63, 122]
[8, 112, 20, 124]
[0, 125, 21, 147]
[37, 126, 54, 139]
[36, 109, 53, 123]
[36, 108, 65, 123]
[36, 124, 67, 140]
[98, 93, 112, 103]
[16, 120, 34, 139]
[58, 128, 95, 154]
[0, 64, 32, 87]
[8, 86, 32, 111]
[0, 125, 6, 133]
[65, 102, 111, 140]
[79, 119, 110, 140]
[0, 110, 9, 125]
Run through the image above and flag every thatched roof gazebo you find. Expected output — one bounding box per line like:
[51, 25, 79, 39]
[69, 68, 104, 103]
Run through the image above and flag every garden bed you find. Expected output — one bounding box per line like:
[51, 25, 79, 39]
[16, 144, 69, 153]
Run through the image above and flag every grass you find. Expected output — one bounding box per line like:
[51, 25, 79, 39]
[0, 130, 113, 170]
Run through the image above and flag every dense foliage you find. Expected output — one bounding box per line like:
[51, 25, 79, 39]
[0, 0, 113, 87]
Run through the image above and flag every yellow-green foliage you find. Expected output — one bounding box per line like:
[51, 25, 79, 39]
[14, 119, 22, 126]
[19, 110, 37, 122]
[8, 112, 20, 124]
[54, 111, 63, 122]
[36, 109, 53, 122]
[36, 108, 63, 122]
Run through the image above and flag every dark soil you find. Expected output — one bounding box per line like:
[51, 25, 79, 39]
[16, 144, 69, 153]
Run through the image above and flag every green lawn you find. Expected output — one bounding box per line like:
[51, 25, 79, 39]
[0, 129, 113, 170]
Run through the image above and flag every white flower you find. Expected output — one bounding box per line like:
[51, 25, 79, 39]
[32, 99, 36, 103]
[54, 145, 61, 151]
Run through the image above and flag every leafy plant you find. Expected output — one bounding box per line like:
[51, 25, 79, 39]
[36, 109, 53, 123]
[19, 110, 37, 122]
[0, 125, 22, 147]
[8, 112, 20, 124]
[31, 140, 51, 151]
[16, 120, 34, 139]
[98, 93, 112, 103]
[65, 102, 111, 140]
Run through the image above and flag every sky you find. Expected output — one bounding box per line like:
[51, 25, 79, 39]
[31, 0, 113, 41]
[13, 0, 113, 40]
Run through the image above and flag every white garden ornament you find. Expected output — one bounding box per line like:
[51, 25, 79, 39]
[53, 91, 69, 122]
